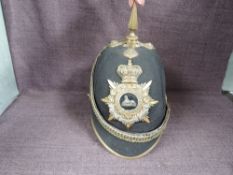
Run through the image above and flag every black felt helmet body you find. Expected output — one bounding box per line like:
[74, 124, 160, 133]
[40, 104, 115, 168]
[89, 2, 170, 159]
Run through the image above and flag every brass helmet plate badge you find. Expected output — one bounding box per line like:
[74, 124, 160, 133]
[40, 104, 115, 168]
[102, 59, 158, 129]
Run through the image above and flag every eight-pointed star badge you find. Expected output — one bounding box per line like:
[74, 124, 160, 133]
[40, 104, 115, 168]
[102, 60, 158, 129]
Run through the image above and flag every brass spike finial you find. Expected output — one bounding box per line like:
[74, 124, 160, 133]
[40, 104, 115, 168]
[128, 0, 145, 31]
[128, 1, 138, 31]
[126, 0, 145, 49]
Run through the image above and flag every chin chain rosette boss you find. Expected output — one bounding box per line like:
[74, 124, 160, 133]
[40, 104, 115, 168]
[89, 0, 170, 159]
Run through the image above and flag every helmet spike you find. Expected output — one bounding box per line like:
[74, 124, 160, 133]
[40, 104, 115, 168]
[128, 1, 138, 31]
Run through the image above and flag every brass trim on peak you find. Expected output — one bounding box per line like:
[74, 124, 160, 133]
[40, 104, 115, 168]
[91, 117, 163, 160]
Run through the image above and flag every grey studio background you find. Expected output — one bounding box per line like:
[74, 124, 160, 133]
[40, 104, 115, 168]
[0, 0, 18, 116]
[0, 0, 233, 175]
[222, 52, 233, 97]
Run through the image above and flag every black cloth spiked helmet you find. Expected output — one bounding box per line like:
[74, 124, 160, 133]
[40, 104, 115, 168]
[89, 1, 170, 159]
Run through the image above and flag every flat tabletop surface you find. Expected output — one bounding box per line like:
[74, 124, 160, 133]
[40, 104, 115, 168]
[0, 90, 232, 175]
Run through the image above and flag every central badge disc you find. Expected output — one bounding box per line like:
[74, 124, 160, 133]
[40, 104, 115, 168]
[120, 93, 138, 110]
